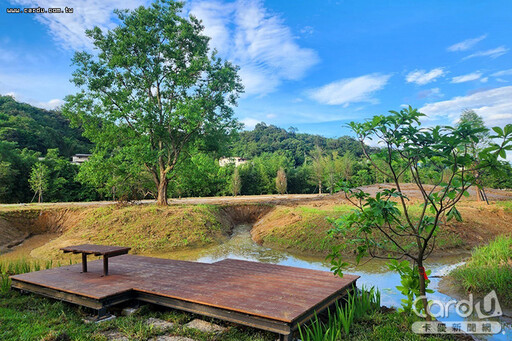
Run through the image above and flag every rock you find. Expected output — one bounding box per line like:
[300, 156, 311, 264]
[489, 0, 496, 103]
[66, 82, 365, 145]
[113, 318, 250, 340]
[100, 330, 129, 341]
[149, 337, 197, 341]
[146, 317, 175, 330]
[184, 319, 226, 333]
[121, 307, 139, 316]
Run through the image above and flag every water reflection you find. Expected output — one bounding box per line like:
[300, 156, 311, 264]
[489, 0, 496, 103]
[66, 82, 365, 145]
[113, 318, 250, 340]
[156, 224, 511, 340]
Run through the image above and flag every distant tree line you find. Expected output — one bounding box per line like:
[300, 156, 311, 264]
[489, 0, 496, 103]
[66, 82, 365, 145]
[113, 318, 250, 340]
[1, 92, 512, 203]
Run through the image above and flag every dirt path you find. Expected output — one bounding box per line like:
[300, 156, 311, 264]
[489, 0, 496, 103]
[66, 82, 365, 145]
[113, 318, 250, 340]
[2, 184, 509, 210]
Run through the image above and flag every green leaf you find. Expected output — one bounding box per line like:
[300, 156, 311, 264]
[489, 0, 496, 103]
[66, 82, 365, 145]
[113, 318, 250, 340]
[492, 126, 504, 136]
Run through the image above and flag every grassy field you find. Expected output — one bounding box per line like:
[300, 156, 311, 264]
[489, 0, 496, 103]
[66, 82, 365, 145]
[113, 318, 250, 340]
[450, 235, 512, 305]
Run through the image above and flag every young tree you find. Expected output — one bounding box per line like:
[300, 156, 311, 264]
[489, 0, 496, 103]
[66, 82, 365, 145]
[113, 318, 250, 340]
[457, 110, 490, 202]
[329, 107, 512, 319]
[63, 1, 243, 205]
[310, 146, 325, 194]
[324, 151, 343, 194]
[275, 167, 287, 194]
[29, 163, 50, 203]
[231, 167, 242, 196]
[340, 151, 355, 182]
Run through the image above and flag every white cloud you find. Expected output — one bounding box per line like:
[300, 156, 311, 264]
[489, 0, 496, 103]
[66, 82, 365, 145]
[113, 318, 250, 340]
[10, 0, 148, 50]
[405, 68, 445, 85]
[491, 69, 512, 77]
[241, 117, 260, 129]
[190, 0, 319, 96]
[451, 72, 482, 83]
[3, 91, 64, 110]
[419, 86, 512, 127]
[447, 35, 487, 52]
[464, 46, 509, 60]
[309, 73, 391, 106]
[480, 77, 488, 83]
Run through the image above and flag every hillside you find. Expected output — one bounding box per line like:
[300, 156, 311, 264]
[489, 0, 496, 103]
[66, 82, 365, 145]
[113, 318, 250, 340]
[0, 95, 91, 157]
[231, 122, 364, 166]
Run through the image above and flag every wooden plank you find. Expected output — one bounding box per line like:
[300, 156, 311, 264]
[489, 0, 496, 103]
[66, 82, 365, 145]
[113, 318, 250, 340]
[137, 292, 291, 335]
[60, 244, 131, 256]
[11, 279, 105, 310]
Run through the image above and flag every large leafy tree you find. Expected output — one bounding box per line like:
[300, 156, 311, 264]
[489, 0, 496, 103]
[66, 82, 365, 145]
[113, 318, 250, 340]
[63, 1, 243, 205]
[330, 107, 512, 319]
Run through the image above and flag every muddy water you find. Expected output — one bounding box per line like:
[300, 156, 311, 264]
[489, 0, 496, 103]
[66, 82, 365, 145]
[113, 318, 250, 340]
[3, 224, 511, 339]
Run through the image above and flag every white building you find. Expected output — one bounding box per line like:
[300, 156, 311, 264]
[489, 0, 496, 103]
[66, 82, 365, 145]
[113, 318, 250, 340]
[71, 154, 92, 165]
[219, 157, 248, 167]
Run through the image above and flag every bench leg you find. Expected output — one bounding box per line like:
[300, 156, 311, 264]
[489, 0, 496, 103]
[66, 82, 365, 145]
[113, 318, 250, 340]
[97, 307, 108, 319]
[103, 256, 108, 276]
[82, 253, 87, 273]
[279, 333, 293, 341]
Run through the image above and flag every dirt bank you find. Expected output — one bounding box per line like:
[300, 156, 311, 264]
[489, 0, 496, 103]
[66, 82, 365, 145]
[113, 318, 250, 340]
[252, 200, 512, 256]
[1, 185, 511, 261]
[0, 203, 278, 261]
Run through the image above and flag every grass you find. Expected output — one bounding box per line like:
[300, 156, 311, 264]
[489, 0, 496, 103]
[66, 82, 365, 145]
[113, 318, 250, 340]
[451, 235, 512, 305]
[298, 287, 454, 341]
[29, 204, 231, 260]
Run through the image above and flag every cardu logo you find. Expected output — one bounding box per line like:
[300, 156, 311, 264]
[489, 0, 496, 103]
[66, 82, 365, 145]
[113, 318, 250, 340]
[411, 291, 503, 335]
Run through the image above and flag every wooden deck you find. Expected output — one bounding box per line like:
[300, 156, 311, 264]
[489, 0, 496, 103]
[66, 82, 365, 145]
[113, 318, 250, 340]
[10, 255, 359, 340]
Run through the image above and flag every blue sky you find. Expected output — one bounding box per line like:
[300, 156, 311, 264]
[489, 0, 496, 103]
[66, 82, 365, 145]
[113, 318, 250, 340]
[1, 0, 512, 138]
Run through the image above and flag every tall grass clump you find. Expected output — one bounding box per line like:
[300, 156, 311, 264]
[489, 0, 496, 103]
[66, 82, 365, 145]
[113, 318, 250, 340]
[299, 286, 380, 340]
[451, 235, 512, 304]
[1, 272, 11, 295]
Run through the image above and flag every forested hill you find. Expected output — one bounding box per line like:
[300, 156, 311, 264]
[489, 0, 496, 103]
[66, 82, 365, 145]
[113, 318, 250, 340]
[0, 95, 92, 157]
[231, 123, 364, 166]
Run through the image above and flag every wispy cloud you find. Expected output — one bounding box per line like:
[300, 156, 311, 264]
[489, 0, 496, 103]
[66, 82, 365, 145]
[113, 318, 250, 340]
[451, 72, 482, 83]
[189, 0, 319, 96]
[10, 0, 148, 50]
[405, 68, 445, 85]
[464, 46, 509, 60]
[419, 86, 512, 127]
[309, 73, 391, 106]
[417, 87, 443, 99]
[447, 35, 487, 52]
[491, 69, 512, 77]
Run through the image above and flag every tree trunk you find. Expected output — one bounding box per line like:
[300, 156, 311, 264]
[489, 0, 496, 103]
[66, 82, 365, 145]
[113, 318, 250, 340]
[318, 180, 322, 194]
[417, 260, 431, 321]
[38, 191, 42, 203]
[157, 178, 168, 205]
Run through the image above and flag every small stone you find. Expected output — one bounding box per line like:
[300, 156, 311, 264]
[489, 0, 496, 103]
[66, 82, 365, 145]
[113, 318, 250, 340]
[184, 319, 227, 333]
[146, 317, 175, 330]
[121, 307, 139, 316]
[82, 314, 116, 324]
[150, 337, 197, 341]
[100, 330, 129, 341]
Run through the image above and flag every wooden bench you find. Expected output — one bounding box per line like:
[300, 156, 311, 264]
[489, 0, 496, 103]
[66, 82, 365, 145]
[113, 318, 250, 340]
[61, 244, 131, 276]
